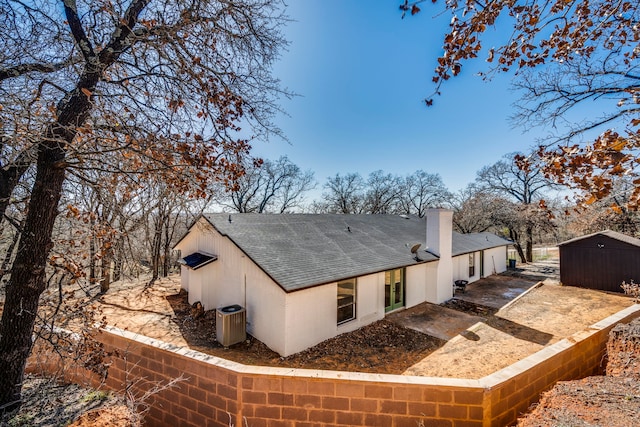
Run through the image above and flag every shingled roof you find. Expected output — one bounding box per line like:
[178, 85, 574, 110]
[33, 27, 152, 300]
[191, 214, 511, 292]
[452, 232, 512, 256]
[558, 229, 640, 248]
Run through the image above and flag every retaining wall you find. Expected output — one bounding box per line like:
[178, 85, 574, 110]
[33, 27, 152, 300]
[28, 305, 640, 427]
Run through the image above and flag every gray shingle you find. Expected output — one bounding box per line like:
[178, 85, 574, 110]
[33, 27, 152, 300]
[452, 232, 512, 256]
[558, 229, 640, 248]
[201, 214, 511, 292]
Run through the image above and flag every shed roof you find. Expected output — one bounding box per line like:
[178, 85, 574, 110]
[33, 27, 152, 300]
[192, 214, 511, 292]
[558, 230, 640, 248]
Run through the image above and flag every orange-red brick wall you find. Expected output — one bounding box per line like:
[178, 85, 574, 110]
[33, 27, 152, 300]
[27, 307, 640, 427]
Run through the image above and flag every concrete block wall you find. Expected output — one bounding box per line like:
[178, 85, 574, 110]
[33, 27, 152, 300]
[27, 305, 640, 427]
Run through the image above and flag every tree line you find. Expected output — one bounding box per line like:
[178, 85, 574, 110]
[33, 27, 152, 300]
[211, 151, 639, 264]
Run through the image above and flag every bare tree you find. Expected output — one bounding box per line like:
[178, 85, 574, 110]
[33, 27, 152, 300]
[218, 156, 316, 213]
[320, 173, 367, 214]
[144, 180, 205, 284]
[318, 170, 451, 215]
[363, 170, 402, 214]
[451, 185, 496, 234]
[397, 170, 451, 217]
[565, 177, 640, 237]
[0, 0, 287, 409]
[404, 0, 640, 208]
[475, 152, 556, 262]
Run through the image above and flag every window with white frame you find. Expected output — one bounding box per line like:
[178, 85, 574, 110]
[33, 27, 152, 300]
[337, 278, 356, 324]
[469, 253, 475, 277]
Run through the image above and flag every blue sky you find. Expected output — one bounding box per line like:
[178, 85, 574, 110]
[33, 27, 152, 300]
[252, 1, 541, 195]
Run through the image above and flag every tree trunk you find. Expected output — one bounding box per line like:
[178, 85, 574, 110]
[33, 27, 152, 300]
[162, 215, 174, 277]
[112, 238, 124, 282]
[0, 142, 66, 410]
[89, 229, 96, 287]
[525, 225, 534, 263]
[509, 228, 527, 263]
[100, 249, 113, 294]
[100, 247, 113, 293]
[162, 243, 171, 277]
[149, 218, 162, 284]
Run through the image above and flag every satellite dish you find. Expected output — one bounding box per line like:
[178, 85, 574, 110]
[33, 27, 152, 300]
[410, 243, 422, 261]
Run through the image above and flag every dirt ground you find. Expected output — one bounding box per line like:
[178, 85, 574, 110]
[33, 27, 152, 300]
[516, 376, 640, 427]
[86, 261, 635, 379]
[516, 317, 640, 427]
[0, 376, 133, 427]
[403, 280, 633, 378]
[169, 288, 447, 374]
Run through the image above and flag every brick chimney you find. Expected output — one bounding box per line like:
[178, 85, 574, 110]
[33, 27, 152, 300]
[426, 208, 454, 303]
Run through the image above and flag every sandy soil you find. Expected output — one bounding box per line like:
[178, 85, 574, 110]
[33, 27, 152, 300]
[403, 284, 633, 378]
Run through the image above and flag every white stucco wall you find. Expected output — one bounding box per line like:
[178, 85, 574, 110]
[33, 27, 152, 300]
[180, 265, 190, 292]
[175, 218, 288, 355]
[282, 272, 386, 356]
[405, 263, 429, 308]
[283, 284, 336, 356]
[426, 210, 454, 303]
[452, 252, 481, 284]
[424, 262, 440, 303]
[452, 255, 463, 282]
[483, 246, 507, 275]
[339, 273, 384, 333]
[175, 218, 248, 311]
[187, 266, 203, 305]
[244, 266, 287, 355]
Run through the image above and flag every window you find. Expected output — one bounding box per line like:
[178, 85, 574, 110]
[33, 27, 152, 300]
[469, 253, 475, 277]
[337, 278, 356, 324]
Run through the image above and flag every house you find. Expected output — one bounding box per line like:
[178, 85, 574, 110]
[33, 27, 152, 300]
[559, 230, 640, 293]
[174, 209, 511, 356]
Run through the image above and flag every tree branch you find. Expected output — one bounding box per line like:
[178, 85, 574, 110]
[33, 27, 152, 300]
[0, 61, 72, 81]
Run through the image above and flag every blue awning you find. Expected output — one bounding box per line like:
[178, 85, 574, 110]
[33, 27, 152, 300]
[179, 252, 217, 270]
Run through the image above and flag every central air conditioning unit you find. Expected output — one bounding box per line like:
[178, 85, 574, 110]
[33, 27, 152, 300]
[216, 304, 246, 347]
